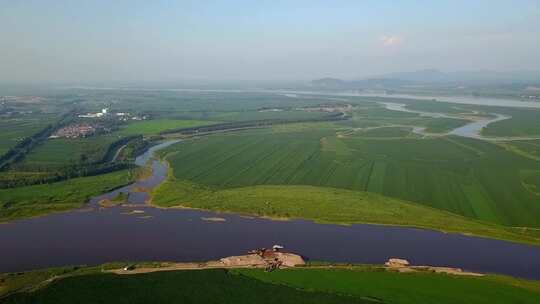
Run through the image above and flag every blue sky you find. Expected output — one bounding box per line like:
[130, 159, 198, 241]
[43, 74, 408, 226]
[1, 0, 539, 82]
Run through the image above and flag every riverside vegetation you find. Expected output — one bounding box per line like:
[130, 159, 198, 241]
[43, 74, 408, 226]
[2, 89, 540, 303]
[3, 91, 540, 240]
[1, 263, 539, 303]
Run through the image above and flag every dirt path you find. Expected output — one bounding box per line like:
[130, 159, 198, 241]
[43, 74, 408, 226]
[106, 261, 483, 277]
[106, 262, 261, 275]
[111, 144, 128, 162]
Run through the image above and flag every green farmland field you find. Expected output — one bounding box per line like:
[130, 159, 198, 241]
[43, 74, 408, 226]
[355, 127, 416, 138]
[423, 117, 470, 133]
[152, 181, 537, 244]
[18, 135, 120, 168]
[117, 119, 213, 136]
[481, 107, 540, 137]
[0, 116, 55, 155]
[498, 140, 540, 161]
[1, 269, 368, 304]
[208, 109, 329, 122]
[14, 119, 213, 169]
[237, 268, 540, 304]
[0, 169, 135, 222]
[3, 265, 539, 304]
[156, 127, 540, 228]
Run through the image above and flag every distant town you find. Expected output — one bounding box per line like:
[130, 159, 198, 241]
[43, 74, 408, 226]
[78, 108, 149, 121]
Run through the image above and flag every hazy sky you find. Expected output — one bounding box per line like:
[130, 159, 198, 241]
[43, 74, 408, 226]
[1, 0, 540, 83]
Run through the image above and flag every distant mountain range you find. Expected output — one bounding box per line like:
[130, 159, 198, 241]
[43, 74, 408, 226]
[310, 69, 540, 89]
[378, 69, 540, 84]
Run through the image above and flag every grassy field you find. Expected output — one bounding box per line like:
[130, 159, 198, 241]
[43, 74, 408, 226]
[237, 267, 540, 304]
[117, 119, 213, 136]
[14, 119, 211, 169]
[17, 135, 121, 168]
[156, 127, 540, 228]
[152, 180, 539, 245]
[93, 90, 336, 121]
[208, 110, 328, 122]
[1, 269, 368, 304]
[399, 100, 472, 115]
[497, 140, 540, 161]
[481, 107, 540, 137]
[354, 127, 416, 138]
[2, 265, 539, 304]
[0, 169, 135, 222]
[423, 117, 470, 133]
[0, 116, 55, 155]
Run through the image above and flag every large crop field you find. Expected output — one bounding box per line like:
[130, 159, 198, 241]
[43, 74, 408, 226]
[156, 125, 540, 228]
[1, 269, 368, 304]
[18, 135, 121, 168]
[481, 107, 540, 137]
[2, 265, 539, 304]
[236, 267, 540, 304]
[0, 116, 55, 155]
[117, 119, 213, 136]
[152, 180, 537, 244]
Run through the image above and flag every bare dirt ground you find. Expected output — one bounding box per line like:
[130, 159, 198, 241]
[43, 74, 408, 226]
[107, 256, 483, 277]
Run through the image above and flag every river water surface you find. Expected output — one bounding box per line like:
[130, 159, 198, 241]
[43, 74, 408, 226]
[1, 140, 540, 279]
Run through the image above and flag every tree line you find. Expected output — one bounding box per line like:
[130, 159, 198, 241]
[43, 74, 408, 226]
[0, 135, 150, 189]
[0, 112, 75, 171]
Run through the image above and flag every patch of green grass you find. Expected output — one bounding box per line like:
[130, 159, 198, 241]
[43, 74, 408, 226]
[117, 119, 213, 136]
[2, 269, 368, 304]
[0, 116, 55, 155]
[236, 268, 540, 304]
[158, 129, 540, 228]
[19, 135, 120, 167]
[481, 108, 540, 137]
[403, 100, 471, 115]
[500, 140, 540, 161]
[522, 171, 540, 196]
[152, 180, 539, 245]
[210, 110, 328, 122]
[356, 127, 413, 138]
[423, 117, 470, 133]
[0, 170, 135, 222]
[3, 261, 539, 304]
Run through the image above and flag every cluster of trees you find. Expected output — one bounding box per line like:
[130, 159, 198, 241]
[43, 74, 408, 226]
[114, 136, 153, 162]
[0, 162, 135, 188]
[101, 135, 142, 162]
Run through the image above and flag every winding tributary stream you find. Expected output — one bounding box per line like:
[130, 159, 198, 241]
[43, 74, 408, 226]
[378, 102, 515, 140]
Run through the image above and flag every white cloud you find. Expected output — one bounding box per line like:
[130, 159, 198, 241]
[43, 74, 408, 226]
[380, 35, 404, 47]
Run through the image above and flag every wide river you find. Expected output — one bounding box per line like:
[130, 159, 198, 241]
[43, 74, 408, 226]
[1, 140, 540, 279]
